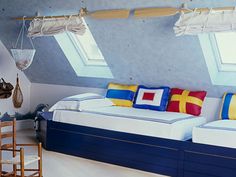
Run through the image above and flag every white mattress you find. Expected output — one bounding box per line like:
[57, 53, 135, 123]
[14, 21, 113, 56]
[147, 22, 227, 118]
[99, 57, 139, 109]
[53, 106, 206, 141]
[193, 120, 236, 148]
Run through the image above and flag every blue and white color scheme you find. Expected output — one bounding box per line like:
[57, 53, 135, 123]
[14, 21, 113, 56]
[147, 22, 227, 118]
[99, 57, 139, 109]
[39, 112, 236, 177]
[2, 1, 236, 97]
[133, 86, 170, 111]
[52, 106, 206, 140]
[193, 120, 236, 148]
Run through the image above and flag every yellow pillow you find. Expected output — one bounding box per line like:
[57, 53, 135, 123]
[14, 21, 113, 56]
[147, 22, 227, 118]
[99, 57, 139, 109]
[106, 83, 138, 107]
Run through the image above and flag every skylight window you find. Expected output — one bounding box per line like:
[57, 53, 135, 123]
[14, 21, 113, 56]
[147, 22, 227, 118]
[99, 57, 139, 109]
[70, 19, 107, 66]
[54, 18, 113, 78]
[198, 32, 236, 86]
[215, 32, 236, 64]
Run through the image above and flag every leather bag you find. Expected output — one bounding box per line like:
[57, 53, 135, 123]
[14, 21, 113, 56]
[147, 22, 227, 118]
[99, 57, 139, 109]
[0, 78, 14, 99]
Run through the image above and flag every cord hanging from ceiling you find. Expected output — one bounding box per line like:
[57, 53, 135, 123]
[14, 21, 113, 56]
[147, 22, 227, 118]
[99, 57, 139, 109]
[10, 16, 36, 71]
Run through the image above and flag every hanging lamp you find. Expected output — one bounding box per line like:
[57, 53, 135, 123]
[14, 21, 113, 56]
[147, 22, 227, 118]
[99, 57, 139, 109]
[11, 17, 36, 71]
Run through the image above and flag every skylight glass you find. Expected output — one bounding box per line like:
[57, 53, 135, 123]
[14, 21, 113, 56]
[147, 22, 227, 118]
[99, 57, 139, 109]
[198, 32, 236, 86]
[73, 18, 107, 66]
[54, 18, 113, 78]
[76, 20, 104, 61]
[215, 32, 236, 64]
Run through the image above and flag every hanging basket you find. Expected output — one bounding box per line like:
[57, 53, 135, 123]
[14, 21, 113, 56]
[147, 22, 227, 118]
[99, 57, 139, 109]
[11, 49, 36, 70]
[11, 17, 36, 71]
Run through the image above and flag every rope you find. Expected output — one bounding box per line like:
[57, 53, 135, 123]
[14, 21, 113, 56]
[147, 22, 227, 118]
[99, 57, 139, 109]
[184, 8, 197, 35]
[232, 7, 236, 30]
[14, 20, 24, 48]
[40, 16, 45, 37]
[25, 23, 35, 49]
[202, 8, 212, 32]
[14, 16, 35, 49]
[20, 16, 25, 49]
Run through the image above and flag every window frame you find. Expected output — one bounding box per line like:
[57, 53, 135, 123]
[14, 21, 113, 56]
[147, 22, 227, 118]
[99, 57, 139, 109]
[54, 29, 113, 78]
[67, 33, 107, 66]
[209, 34, 236, 72]
[198, 33, 236, 86]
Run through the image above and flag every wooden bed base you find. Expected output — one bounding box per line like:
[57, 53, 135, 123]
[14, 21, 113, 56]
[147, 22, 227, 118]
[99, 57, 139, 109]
[37, 112, 236, 177]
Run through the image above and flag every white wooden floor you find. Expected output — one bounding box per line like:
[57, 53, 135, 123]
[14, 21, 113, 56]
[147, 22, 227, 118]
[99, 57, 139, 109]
[3, 130, 168, 177]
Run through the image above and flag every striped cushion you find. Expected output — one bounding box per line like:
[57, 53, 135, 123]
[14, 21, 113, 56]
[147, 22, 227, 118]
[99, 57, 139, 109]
[167, 88, 207, 116]
[106, 83, 138, 107]
[220, 93, 236, 120]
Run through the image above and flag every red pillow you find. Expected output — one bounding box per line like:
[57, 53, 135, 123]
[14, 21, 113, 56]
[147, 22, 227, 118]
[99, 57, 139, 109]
[167, 88, 207, 116]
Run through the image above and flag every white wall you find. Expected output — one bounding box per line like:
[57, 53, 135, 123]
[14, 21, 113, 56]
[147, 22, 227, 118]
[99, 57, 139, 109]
[0, 41, 31, 116]
[201, 97, 221, 122]
[30, 83, 106, 111]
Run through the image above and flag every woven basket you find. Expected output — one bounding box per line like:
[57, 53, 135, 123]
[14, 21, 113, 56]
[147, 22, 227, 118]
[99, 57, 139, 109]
[12, 75, 23, 108]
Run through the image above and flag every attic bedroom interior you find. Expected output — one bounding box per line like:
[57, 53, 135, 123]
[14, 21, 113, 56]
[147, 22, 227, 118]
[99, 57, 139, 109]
[2, 0, 236, 177]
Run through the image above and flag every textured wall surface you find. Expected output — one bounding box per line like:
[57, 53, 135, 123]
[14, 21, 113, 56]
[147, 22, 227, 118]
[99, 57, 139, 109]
[0, 41, 31, 115]
[30, 83, 106, 111]
[1, 0, 236, 97]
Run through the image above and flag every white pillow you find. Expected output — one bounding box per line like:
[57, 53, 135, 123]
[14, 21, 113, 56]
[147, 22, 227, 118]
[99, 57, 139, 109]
[49, 93, 104, 111]
[62, 93, 103, 101]
[49, 100, 79, 111]
[79, 98, 114, 111]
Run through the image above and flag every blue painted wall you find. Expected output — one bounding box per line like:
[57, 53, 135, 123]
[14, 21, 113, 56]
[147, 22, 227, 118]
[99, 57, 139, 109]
[1, 0, 236, 97]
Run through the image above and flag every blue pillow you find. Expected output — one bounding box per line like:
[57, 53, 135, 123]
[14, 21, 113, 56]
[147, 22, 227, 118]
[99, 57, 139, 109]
[133, 86, 170, 111]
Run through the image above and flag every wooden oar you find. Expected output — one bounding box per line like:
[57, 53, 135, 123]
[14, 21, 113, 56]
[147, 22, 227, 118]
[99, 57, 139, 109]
[134, 7, 181, 18]
[14, 9, 130, 20]
[13, 6, 235, 20]
[88, 9, 130, 19]
[134, 6, 236, 18]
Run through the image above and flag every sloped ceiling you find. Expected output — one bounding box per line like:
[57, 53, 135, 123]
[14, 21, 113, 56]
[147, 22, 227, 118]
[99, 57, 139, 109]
[1, 0, 236, 97]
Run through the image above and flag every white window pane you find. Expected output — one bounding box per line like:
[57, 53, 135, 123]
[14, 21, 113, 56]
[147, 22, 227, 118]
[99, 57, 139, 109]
[76, 19, 104, 61]
[215, 32, 236, 64]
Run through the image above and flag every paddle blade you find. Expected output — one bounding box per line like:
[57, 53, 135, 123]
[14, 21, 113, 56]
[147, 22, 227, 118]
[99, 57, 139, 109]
[89, 9, 130, 19]
[134, 7, 179, 18]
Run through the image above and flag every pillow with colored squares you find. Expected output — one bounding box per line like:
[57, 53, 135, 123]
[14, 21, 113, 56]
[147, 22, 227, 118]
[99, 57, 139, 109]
[220, 93, 236, 120]
[167, 88, 207, 116]
[133, 86, 170, 111]
[106, 83, 138, 107]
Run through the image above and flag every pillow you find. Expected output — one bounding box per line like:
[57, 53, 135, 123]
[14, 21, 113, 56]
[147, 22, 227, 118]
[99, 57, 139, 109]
[49, 93, 103, 111]
[220, 93, 236, 120]
[167, 88, 207, 116]
[49, 100, 79, 111]
[79, 98, 114, 111]
[62, 93, 103, 101]
[106, 83, 138, 107]
[133, 86, 170, 111]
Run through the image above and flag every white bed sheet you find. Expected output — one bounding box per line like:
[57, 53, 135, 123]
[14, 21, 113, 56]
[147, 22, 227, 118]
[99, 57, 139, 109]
[53, 106, 206, 141]
[193, 120, 236, 148]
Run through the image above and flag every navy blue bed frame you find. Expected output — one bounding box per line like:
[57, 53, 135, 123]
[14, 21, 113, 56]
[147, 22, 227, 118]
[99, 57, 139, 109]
[38, 112, 236, 177]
